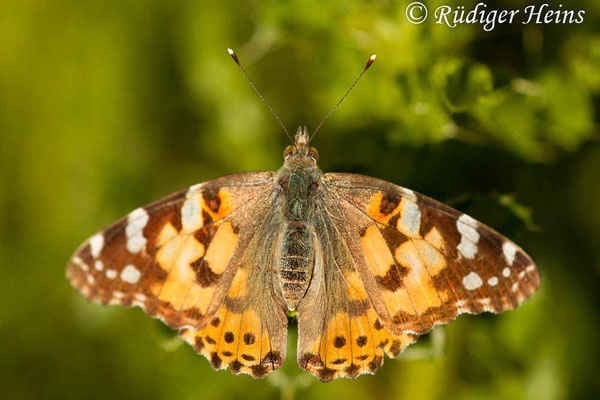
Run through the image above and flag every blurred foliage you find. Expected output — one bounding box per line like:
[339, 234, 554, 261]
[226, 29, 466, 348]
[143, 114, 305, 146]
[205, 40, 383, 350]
[1, 0, 599, 399]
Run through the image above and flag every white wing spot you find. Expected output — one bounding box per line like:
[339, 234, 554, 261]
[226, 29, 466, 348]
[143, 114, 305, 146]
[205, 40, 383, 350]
[106, 269, 117, 279]
[518, 270, 526, 279]
[126, 208, 149, 253]
[113, 291, 125, 299]
[134, 293, 147, 302]
[73, 256, 89, 272]
[398, 200, 421, 236]
[132, 300, 145, 309]
[89, 234, 104, 258]
[94, 260, 104, 271]
[456, 215, 479, 259]
[189, 183, 203, 193]
[132, 293, 146, 308]
[479, 298, 493, 312]
[402, 189, 417, 202]
[121, 264, 141, 284]
[181, 195, 202, 232]
[487, 276, 498, 286]
[86, 275, 95, 284]
[456, 300, 468, 312]
[127, 236, 146, 254]
[511, 282, 519, 292]
[502, 267, 511, 278]
[463, 271, 483, 290]
[502, 241, 518, 265]
[526, 264, 536, 273]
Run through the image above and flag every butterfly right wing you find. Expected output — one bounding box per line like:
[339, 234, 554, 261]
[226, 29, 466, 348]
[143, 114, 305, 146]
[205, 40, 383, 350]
[321, 173, 540, 336]
[67, 171, 288, 377]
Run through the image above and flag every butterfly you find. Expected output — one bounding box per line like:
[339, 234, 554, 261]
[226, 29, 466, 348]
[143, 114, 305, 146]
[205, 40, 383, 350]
[66, 50, 540, 382]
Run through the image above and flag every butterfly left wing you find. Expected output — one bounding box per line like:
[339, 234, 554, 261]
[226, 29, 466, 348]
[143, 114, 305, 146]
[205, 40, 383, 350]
[67, 172, 288, 377]
[296, 201, 418, 382]
[320, 173, 540, 336]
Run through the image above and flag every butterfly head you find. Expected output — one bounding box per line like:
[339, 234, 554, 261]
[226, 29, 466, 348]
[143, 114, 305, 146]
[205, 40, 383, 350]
[283, 126, 319, 164]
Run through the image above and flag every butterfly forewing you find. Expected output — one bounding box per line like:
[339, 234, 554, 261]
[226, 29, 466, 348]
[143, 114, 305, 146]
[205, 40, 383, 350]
[67, 171, 289, 378]
[321, 173, 540, 336]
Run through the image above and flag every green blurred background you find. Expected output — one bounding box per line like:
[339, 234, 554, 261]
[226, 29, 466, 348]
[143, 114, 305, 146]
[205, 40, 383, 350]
[1, 0, 599, 399]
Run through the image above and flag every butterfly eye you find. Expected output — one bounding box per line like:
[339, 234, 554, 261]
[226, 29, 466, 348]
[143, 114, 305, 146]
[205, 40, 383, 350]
[308, 148, 319, 162]
[284, 146, 295, 159]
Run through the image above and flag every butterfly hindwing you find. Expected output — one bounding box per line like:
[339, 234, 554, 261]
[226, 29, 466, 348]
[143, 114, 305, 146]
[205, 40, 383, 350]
[296, 196, 418, 382]
[67, 171, 288, 377]
[180, 209, 289, 377]
[321, 173, 540, 336]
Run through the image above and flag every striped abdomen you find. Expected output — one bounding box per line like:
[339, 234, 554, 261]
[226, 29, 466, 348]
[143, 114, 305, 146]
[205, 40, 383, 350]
[278, 224, 314, 310]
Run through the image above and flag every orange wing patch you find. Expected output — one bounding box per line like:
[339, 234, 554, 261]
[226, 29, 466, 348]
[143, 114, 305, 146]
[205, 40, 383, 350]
[153, 233, 206, 309]
[361, 193, 453, 332]
[179, 258, 286, 379]
[360, 222, 449, 318]
[298, 235, 418, 382]
[180, 305, 283, 378]
[178, 214, 287, 378]
[151, 221, 239, 323]
[299, 306, 417, 381]
[367, 192, 409, 224]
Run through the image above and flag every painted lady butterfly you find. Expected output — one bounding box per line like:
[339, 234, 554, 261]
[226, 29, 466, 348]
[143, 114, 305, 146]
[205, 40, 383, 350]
[67, 51, 539, 382]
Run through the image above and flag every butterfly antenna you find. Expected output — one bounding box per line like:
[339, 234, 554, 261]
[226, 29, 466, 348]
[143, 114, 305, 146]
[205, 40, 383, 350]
[311, 54, 376, 141]
[227, 48, 293, 143]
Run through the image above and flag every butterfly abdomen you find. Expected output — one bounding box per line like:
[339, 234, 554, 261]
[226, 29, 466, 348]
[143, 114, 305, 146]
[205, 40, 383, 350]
[278, 224, 314, 310]
[274, 159, 322, 310]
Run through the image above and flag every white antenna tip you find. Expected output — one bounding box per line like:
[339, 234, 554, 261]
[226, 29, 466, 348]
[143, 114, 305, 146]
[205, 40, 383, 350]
[365, 54, 377, 70]
[227, 48, 240, 65]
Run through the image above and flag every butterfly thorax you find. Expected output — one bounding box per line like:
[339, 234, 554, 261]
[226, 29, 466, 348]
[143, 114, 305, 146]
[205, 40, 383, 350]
[275, 127, 322, 310]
